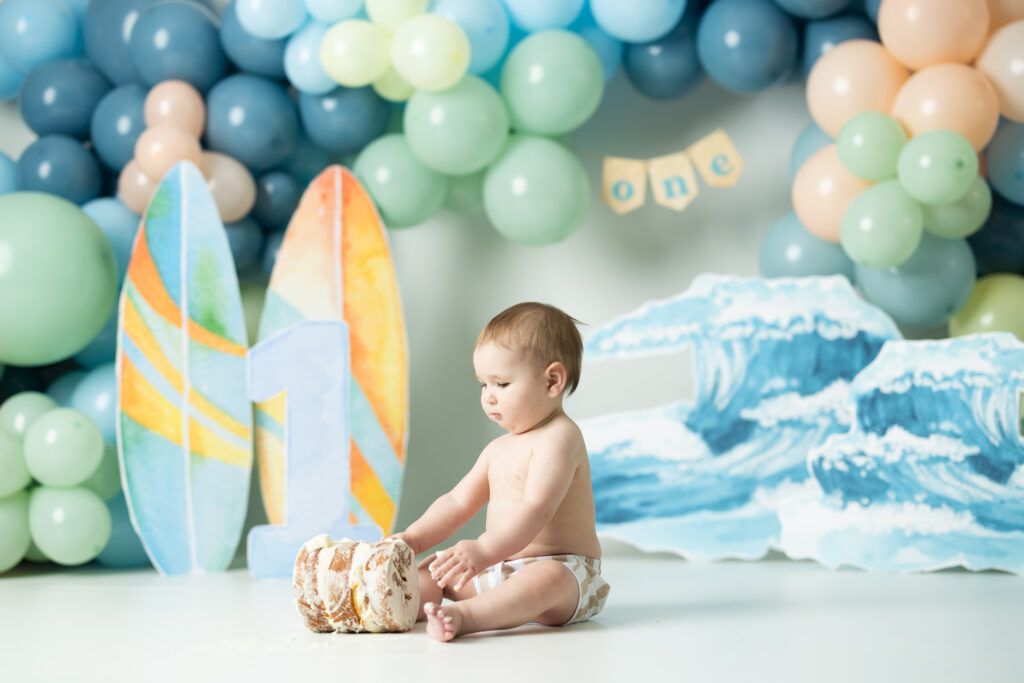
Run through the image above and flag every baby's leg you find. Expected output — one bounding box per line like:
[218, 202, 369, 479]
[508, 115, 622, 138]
[424, 560, 578, 642]
[415, 555, 442, 621]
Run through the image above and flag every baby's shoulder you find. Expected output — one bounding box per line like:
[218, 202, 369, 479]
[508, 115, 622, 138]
[538, 415, 586, 454]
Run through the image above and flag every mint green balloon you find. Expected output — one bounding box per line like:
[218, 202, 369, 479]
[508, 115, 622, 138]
[483, 136, 589, 246]
[0, 391, 58, 437]
[24, 539, 48, 562]
[0, 192, 118, 366]
[501, 30, 604, 135]
[0, 489, 30, 573]
[897, 130, 978, 205]
[0, 429, 30, 498]
[24, 407, 103, 487]
[836, 111, 907, 180]
[353, 134, 449, 228]
[444, 170, 485, 216]
[29, 486, 111, 566]
[81, 442, 121, 501]
[922, 176, 993, 239]
[841, 180, 924, 268]
[404, 76, 509, 175]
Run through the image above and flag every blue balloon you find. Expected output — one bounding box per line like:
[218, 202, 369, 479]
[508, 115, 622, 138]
[73, 310, 117, 368]
[129, 1, 227, 92]
[985, 119, 1024, 207]
[89, 85, 147, 171]
[790, 121, 832, 177]
[502, 0, 583, 31]
[803, 13, 877, 77]
[697, 0, 797, 95]
[82, 197, 140, 283]
[623, 8, 702, 100]
[207, 75, 300, 171]
[0, 0, 79, 73]
[304, 0, 362, 23]
[46, 369, 87, 407]
[19, 59, 111, 139]
[275, 132, 331, 186]
[760, 212, 855, 280]
[253, 171, 302, 231]
[968, 192, 1024, 276]
[69, 362, 117, 442]
[236, 0, 307, 40]
[298, 86, 389, 156]
[570, 4, 622, 83]
[262, 230, 284, 278]
[219, 0, 288, 79]
[96, 493, 151, 568]
[590, 0, 686, 43]
[84, 0, 158, 85]
[433, 0, 510, 76]
[17, 135, 103, 204]
[0, 152, 16, 196]
[64, 0, 91, 21]
[225, 217, 265, 271]
[856, 233, 976, 330]
[774, 0, 850, 19]
[284, 21, 335, 95]
[0, 55, 26, 101]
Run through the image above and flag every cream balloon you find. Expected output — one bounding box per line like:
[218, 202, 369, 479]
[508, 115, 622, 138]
[133, 125, 203, 182]
[878, 0, 989, 70]
[372, 66, 414, 102]
[117, 160, 157, 215]
[791, 144, 874, 244]
[391, 14, 470, 92]
[144, 80, 206, 137]
[200, 151, 257, 223]
[319, 20, 391, 87]
[366, 0, 427, 31]
[891, 63, 1000, 151]
[975, 20, 1024, 123]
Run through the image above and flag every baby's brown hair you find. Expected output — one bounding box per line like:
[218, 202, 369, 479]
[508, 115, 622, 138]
[476, 302, 583, 395]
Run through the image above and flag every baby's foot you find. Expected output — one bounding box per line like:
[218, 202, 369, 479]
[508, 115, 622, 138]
[423, 602, 461, 642]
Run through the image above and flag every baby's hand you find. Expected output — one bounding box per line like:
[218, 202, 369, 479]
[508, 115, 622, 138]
[429, 540, 487, 591]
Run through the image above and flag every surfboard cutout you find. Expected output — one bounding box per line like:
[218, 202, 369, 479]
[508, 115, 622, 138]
[116, 161, 252, 575]
[255, 165, 408, 535]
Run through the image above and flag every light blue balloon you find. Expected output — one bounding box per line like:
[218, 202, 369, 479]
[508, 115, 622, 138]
[304, 0, 363, 23]
[89, 85, 147, 171]
[791, 122, 832, 178]
[570, 4, 622, 83]
[95, 492, 151, 568]
[0, 55, 26, 102]
[298, 87, 390, 156]
[73, 309, 117, 368]
[0, 0, 79, 73]
[284, 21, 335, 95]
[225, 217, 265, 271]
[82, 197, 140, 283]
[129, 1, 227, 92]
[985, 119, 1024, 207]
[261, 230, 284, 279]
[760, 212, 855, 280]
[696, 0, 797, 95]
[503, 0, 583, 31]
[590, 0, 686, 43]
[46, 369, 87, 407]
[433, 0, 510, 76]
[219, 0, 287, 79]
[206, 75, 300, 171]
[0, 153, 16, 196]
[856, 233, 976, 330]
[64, 0, 91, 21]
[83, 0, 157, 85]
[236, 0, 307, 40]
[19, 59, 111, 140]
[68, 362, 117, 443]
[17, 135, 103, 205]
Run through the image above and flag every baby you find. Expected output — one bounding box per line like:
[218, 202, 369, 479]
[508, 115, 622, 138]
[391, 302, 609, 642]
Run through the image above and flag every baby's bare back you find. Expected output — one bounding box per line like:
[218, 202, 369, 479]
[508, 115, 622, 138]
[484, 414, 602, 560]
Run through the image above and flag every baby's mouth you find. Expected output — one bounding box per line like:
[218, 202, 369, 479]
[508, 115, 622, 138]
[489, 412, 502, 420]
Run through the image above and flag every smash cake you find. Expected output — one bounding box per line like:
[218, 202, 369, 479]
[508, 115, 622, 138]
[293, 535, 419, 633]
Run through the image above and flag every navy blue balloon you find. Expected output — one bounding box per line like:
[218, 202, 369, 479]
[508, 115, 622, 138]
[803, 13, 877, 78]
[773, 0, 850, 19]
[206, 74, 300, 171]
[83, 0, 158, 85]
[19, 59, 111, 139]
[89, 84, 147, 171]
[253, 171, 301, 231]
[225, 217, 265, 271]
[276, 133, 331, 186]
[696, 0, 797, 95]
[129, 1, 227, 92]
[623, 7, 703, 100]
[261, 230, 284, 278]
[862, 0, 882, 22]
[219, 0, 287, 79]
[17, 135, 103, 204]
[298, 87, 390, 156]
[967, 192, 1024, 276]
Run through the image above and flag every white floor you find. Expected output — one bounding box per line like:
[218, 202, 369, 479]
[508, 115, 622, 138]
[2, 543, 1023, 683]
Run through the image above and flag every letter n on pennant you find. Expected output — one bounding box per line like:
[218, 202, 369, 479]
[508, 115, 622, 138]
[602, 157, 646, 215]
[647, 152, 698, 211]
[688, 128, 744, 187]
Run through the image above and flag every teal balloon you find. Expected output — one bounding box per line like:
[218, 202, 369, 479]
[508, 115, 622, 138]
[856, 233, 976, 329]
[0, 489, 30, 573]
[500, 30, 604, 135]
[759, 212, 854, 280]
[483, 136, 589, 246]
[790, 122, 831, 178]
[404, 76, 509, 175]
[81, 442, 121, 501]
[921, 176, 993, 240]
[0, 391, 58, 437]
[24, 407, 104, 488]
[841, 179, 924, 268]
[46, 370, 87, 407]
[897, 130, 978, 205]
[0, 429, 30, 499]
[353, 134, 448, 228]
[95, 492, 150, 568]
[836, 111, 907, 181]
[0, 193, 118, 366]
[445, 170, 486, 216]
[28, 486, 111, 566]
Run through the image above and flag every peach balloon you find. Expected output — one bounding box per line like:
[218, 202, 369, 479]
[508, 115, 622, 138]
[879, 0, 989, 70]
[975, 20, 1024, 123]
[806, 40, 909, 138]
[134, 125, 203, 183]
[987, 0, 1024, 31]
[201, 151, 256, 223]
[791, 144, 874, 244]
[890, 63, 1000, 151]
[144, 80, 206, 137]
[117, 160, 157, 215]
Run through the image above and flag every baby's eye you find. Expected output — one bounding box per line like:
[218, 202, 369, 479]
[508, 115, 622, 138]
[496, 382, 509, 388]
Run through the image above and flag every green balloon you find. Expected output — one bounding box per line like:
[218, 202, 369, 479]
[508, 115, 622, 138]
[836, 111, 907, 180]
[353, 134, 448, 228]
[0, 429, 30, 499]
[29, 486, 111, 566]
[81, 442, 121, 501]
[922, 176, 993, 239]
[0, 192, 118, 366]
[841, 180, 924, 268]
[404, 76, 509, 175]
[24, 407, 104, 488]
[501, 30, 604, 135]
[897, 130, 978, 205]
[950, 274, 1024, 341]
[0, 391, 58, 437]
[444, 170, 485, 216]
[0, 489, 30, 573]
[483, 136, 589, 246]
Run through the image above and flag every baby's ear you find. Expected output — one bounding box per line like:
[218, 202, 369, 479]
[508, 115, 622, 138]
[545, 362, 567, 397]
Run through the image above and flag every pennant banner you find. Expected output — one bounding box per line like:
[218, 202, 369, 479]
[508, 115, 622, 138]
[602, 157, 646, 215]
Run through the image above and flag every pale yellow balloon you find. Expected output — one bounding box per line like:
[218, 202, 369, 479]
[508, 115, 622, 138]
[372, 66, 414, 102]
[975, 20, 1024, 123]
[319, 19, 391, 87]
[366, 0, 427, 31]
[134, 125, 203, 182]
[879, 0, 989, 70]
[144, 80, 206, 137]
[117, 160, 157, 215]
[200, 151, 256, 223]
[391, 14, 469, 92]
[791, 144, 874, 244]
[987, 0, 1024, 31]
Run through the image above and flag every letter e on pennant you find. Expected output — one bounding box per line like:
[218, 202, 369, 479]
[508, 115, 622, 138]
[688, 128, 743, 187]
[648, 152, 698, 211]
[602, 157, 646, 215]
